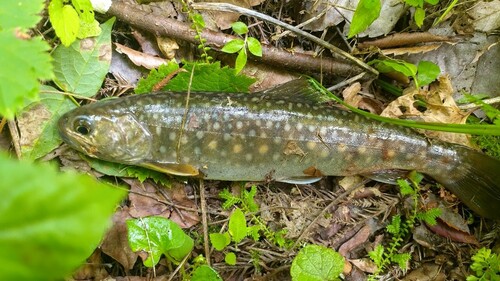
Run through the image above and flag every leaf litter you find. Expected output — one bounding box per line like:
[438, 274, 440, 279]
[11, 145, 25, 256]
[14, 0, 500, 279]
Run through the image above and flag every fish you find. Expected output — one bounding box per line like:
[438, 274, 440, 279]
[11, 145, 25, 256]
[58, 79, 500, 218]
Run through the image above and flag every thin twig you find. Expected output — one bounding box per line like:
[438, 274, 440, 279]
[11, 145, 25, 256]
[190, 2, 378, 76]
[176, 65, 196, 163]
[458, 96, 500, 110]
[8, 120, 21, 158]
[328, 72, 367, 91]
[199, 179, 211, 265]
[167, 251, 190, 281]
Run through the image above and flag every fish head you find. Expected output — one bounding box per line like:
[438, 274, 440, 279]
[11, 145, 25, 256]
[58, 107, 152, 164]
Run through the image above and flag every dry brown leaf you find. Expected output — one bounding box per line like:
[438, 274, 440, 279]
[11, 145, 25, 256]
[349, 258, 377, 274]
[381, 44, 442, 56]
[101, 207, 139, 270]
[381, 75, 472, 146]
[402, 263, 446, 281]
[156, 37, 179, 60]
[114, 42, 167, 69]
[71, 249, 109, 280]
[199, 0, 266, 30]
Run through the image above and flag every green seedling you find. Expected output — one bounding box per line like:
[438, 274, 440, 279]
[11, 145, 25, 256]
[221, 22, 263, 73]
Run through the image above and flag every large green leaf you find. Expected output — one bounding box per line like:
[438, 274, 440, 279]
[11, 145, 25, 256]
[52, 17, 114, 97]
[0, 154, 126, 281]
[0, 32, 53, 119]
[127, 217, 194, 266]
[17, 86, 77, 160]
[348, 0, 381, 38]
[290, 245, 344, 281]
[0, 0, 45, 30]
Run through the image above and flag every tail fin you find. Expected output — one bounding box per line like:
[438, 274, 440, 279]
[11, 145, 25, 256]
[430, 146, 500, 219]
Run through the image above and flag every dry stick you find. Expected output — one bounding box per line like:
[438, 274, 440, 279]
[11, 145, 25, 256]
[190, 2, 378, 76]
[458, 96, 500, 110]
[199, 179, 211, 266]
[107, 1, 370, 78]
[328, 72, 367, 91]
[8, 120, 21, 158]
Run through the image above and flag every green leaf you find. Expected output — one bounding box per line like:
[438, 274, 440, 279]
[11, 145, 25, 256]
[228, 208, 247, 243]
[191, 265, 223, 281]
[369, 59, 417, 79]
[414, 7, 425, 28]
[0, 154, 126, 281]
[416, 61, 440, 86]
[242, 185, 259, 212]
[0, 32, 53, 119]
[424, 0, 439, 5]
[290, 245, 344, 281]
[163, 62, 255, 93]
[78, 19, 101, 39]
[127, 217, 194, 266]
[221, 39, 245, 54]
[391, 253, 411, 269]
[368, 245, 385, 266]
[135, 61, 180, 94]
[348, 0, 381, 38]
[417, 208, 442, 225]
[397, 179, 415, 196]
[209, 232, 231, 251]
[232, 21, 248, 35]
[247, 37, 263, 57]
[52, 17, 114, 97]
[191, 13, 206, 28]
[48, 0, 80, 47]
[225, 252, 237, 265]
[72, 0, 95, 23]
[235, 49, 248, 74]
[404, 0, 423, 7]
[386, 215, 402, 234]
[17, 87, 77, 160]
[0, 0, 45, 30]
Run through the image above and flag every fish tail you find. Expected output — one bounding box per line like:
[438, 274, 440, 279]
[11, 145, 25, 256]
[429, 146, 500, 219]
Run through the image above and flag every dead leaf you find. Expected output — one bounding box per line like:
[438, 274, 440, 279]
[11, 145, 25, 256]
[381, 75, 472, 146]
[283, 141, 306, 157]
[402, 263, 446, 281]
[468, 0, 500, 32]
[381, 44, 443, 56]
[338, 220, 376, 258]
[72, 249, 109, 280]
[114, 43, 167, 69]
[349, 258, 377, 274]
[199, 0, 266, 30]
[358, 32, 455, 49]
[125, 179, 200, 228]
[101, 207, 139, 270]
[157, 37, 179, 60]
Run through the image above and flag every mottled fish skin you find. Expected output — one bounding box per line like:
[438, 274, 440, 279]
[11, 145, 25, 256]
[58, 80, 500, 218]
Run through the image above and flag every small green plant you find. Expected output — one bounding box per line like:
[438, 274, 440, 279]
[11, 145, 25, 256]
[209, 185, 290, 264]
[127, 216, 194, 267]
[190, 255, 223, 281]
[368, 58, 440, 88]
[48, 0, 101, 46]
[221, 21, 263, 73]
[368, 172, 441, 280]
[349, 0, 439, 37]
[405, 0, 439, 27]
[467, 247, 500, 280]
[180, 0, 212, 63]
[290, 244, 345, 281]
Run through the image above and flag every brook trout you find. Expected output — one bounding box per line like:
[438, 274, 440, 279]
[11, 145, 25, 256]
[58, 80, 500, 218]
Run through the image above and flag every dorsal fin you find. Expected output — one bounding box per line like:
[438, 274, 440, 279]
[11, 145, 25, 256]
[258, 78, 332, 104]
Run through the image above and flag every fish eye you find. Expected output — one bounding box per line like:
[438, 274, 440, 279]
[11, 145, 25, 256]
[73, 117, 92, 136]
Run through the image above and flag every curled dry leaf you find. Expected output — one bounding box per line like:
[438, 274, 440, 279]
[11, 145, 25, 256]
[114, 42, 167, 69]
[342, 83, 383, 114]
[381, 75, 472, 146]
[157, 37, 179, 60]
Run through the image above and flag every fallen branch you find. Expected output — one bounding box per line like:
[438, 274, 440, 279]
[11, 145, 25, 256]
[107, 1, 375, 78]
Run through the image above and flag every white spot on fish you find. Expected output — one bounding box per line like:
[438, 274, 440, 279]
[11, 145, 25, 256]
[308, 125, 315, 132]
[248, 130, 256, 137]
[223, 133, 232, 141]
[296, 103, 303, 108]
[260, 132, 267, 138]
[156, 126, 162, 135]
[255, 120, 262, 126]
[266, 101, 272, 107]
[357, 147, 367, 154]
[220, 150, 227, 157]
[196, 131, 204, 139]
[288, 103, 293, 110]
[251, 97, 260, 102]
[169, 132, 176, 141]
[194, 147, 201, 155]
[208, 140, 217, 150]
[320, 127, 327, 135]
[337, 143, 347, 152]
[245, 153, 253, 161]
[159, 146, 167, 154]
[213, 122, 221, 130]
[274, 122, 281, 129]
[296, 123, 304, 131]
[354, 115, 360, 123]
[266, 121, 273, 128]
[236, 121, 243, 130]
[284, 123, 291, 132]
[180, 135, 188, 144]
[276, 100, 285, 105]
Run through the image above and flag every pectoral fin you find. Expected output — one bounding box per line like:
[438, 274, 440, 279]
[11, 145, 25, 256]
[143, 162, 199, 176]
[278, 176, 322, 185]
